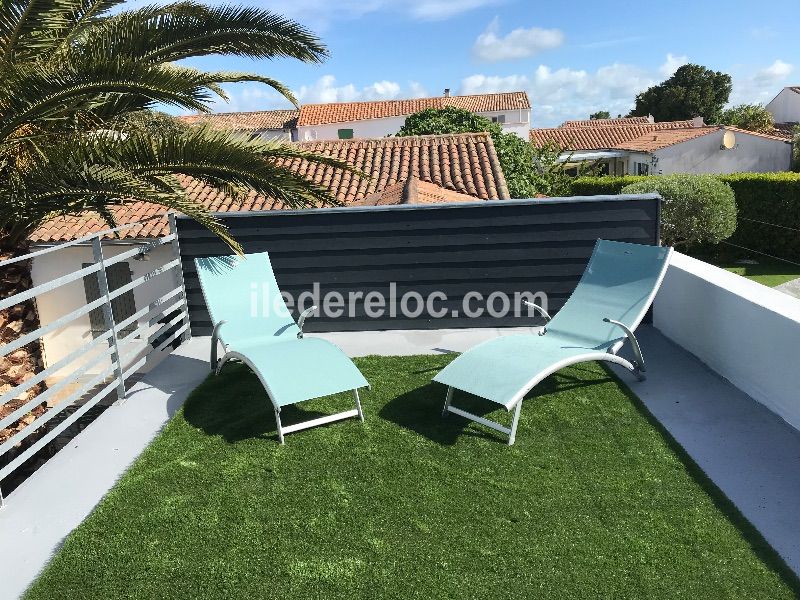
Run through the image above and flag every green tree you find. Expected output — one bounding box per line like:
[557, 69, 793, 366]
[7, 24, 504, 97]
[589, 111, 611, 120]
[622, 175, 737, 247]
[529, 140, 601, 197]
[630, 64, 732, 122]
[718, 103, 774, 132]
[792, 125, 800, 171]
[0, 0, 350, 253]
[396, 107, 537, 198]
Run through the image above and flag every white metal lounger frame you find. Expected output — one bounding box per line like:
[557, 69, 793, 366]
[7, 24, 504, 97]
[208, 308, 365, 444]
[441, 245, 673, 446]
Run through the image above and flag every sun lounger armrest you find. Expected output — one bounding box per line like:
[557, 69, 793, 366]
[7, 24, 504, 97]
[211, 320, 227, 371]
[297, 306, 318, 339]
[603, 318, 645, 373]
[523, 300, 552, 336]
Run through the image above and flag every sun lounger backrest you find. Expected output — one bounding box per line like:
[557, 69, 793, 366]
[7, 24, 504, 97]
[195, 252, 299, 346]
[547, 240, 672, 348]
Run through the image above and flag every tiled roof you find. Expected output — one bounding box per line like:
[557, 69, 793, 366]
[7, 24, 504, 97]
[789, 87, 800, 94]
[352, 177, 480, 206]
[561, 116, 652, 127]
[530, 119, 702, 151]
[615, 127, 719, 152]
[296, 92, 530, 126]
[722, 126, 794, 142]
[30, 133, 509, 242]
[178, 109, 299, 131]
[770, 122, 798, 140]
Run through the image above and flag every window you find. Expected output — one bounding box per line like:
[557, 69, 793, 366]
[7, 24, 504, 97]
[490, 115, 506, 124]
[83, 262, 137, 338]
[337, 128, 354, 139]
[635, 162, 650, 175]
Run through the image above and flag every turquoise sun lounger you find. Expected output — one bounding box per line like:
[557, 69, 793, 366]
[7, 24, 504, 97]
[433, 239, 673, 445]
[195, 252, 369, 443]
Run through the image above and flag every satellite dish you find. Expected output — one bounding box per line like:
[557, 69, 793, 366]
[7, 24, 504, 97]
[721, 130, 736, 150]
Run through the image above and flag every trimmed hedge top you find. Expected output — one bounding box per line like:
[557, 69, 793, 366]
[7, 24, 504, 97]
[571, 173, 800, 261]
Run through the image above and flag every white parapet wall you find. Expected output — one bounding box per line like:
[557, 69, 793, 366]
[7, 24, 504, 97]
[653, 252, 800, 430]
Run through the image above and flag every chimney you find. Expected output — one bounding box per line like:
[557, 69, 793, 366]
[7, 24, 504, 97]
[692, 116, 705, 127]
[443, 88, 451, 97]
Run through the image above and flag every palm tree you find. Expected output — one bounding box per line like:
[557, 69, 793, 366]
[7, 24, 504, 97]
[0, 0, 349, 251]
[0, 0, 350, 447]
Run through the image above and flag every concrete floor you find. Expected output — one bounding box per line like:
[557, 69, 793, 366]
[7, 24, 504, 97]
[1, 325, 799, 598]
[776, 277, 800, 299]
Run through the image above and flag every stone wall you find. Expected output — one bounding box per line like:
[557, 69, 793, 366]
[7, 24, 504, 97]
[0, 253, 47, 446]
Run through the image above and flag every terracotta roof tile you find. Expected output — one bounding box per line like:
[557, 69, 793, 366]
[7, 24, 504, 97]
[614, 127, 719, 151]
[297, 92, 530, 126]
[530, 119, 703, 151]
[770, 122, 798, 140]
[178, 109, 299, 131]
[561, 116, 652, 127]
[723, 126, 794, 143]
[30, 133, 509, 243]
[352, 177, 480, 206]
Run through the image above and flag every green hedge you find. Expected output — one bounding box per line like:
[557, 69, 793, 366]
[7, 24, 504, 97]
[570, 173, 800, 261]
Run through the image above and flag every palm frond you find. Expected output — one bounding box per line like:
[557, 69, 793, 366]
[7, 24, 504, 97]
[75, 3, 327, 64]
[0, 59, 222, 139]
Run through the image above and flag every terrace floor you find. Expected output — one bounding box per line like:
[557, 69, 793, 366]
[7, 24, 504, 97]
[2, 326, 800, 598]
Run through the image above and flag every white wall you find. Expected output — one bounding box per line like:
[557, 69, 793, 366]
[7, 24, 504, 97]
[297, 115, 407, 142]
[653, 129, 792, 174]
[31, 243, 179, 379]
[766, 88, 800, 123]
[296, 109, 531, 141]
[654, 252, 800, 431]
[254, 129, 292, 142]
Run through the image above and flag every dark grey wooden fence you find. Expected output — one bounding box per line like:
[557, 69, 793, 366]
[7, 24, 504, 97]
[177, 194, 660, 334]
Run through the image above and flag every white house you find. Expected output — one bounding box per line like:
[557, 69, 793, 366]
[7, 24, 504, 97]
[295, 91, 531, 141]
[531, 117, 792, 175]
[766, 87, 800, 124]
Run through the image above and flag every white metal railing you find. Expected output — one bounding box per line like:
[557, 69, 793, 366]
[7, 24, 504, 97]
[0, 213, 191, 504]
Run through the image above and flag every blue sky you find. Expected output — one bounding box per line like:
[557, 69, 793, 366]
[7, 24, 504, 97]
[176, 0, 800, 127]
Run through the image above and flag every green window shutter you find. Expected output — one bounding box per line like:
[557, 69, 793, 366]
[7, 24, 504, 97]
[337, 128, 354, 139]
[82, 262, 137, 339]
[82, 266, 106, 337]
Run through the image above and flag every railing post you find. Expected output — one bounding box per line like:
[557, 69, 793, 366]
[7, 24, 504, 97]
[92, 237, 126, 401]
[168, 213, 192, 343]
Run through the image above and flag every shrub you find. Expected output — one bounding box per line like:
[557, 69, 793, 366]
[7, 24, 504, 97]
[718, 172, 800, 261]
[570, 175, 642, 196]
[717, 103, 774, 133]
[621, 175, 737, 247]
[569, 173, 800, 260]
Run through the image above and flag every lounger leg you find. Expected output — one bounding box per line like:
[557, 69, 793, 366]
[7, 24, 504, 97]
[353, 389, 364, 422]
[442, 387, 453, 417]
[274, 407, 285, 444]
[508, 401, 523, 446]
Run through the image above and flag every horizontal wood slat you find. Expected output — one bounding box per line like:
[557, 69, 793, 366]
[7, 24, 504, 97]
[177, 196, 660, 332]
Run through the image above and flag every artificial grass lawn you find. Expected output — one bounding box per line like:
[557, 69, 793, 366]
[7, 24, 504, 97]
[720, 261, 800, 288]
[26, 355, 799, 599]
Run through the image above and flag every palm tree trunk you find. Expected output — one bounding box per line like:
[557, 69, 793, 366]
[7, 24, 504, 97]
[0, 240, 48, 449]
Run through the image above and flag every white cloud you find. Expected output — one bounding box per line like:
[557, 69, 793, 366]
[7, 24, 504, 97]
[472, 17, 564, 63]
[730, 59, 795, 106]
[362, 80, 402, 100]
[461, 62, 654, 126]
[253, 0, 499, 29]
[660, 53, 688, 77]
[212, 76, 423, 112]
[755, 59, 794, 83]
[408, 81, 429, 98]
